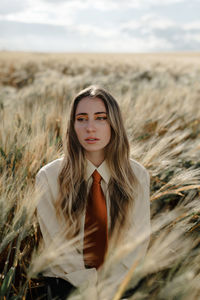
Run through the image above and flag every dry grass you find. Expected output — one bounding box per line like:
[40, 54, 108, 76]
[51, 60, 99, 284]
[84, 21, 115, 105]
[0, 51, 200, 300]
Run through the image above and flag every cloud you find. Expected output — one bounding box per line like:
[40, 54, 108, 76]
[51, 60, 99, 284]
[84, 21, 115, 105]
[0, 0, 75, 26]
[87, 0, 186, 10]
[120, 14, 177, 44]
[185, 33, 200, 44]
[41, 0, 186, 8]
[42, 0, 119, 10]
[129, 0, 185, 7]
[0, 20, 81, 52]
[101, 34, 173, 52]
[0, 0, 188, 20]
[120, 14, 175, 35]
[0, 0, 30, 15]
[0, 0, 200, 52]
[183, 22, 200, 30]
[42, 0, 69, 3]
[0, 19, 173, 52]
[74, 24, 117, 38]
[120, 14, 200, 51]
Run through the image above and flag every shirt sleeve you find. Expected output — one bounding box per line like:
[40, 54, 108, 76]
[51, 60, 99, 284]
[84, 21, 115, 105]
[118, 165, 151, 271]
[100, 166, 150, 299]
[35, 169, 98, 288]
[36, 170, 62, 242]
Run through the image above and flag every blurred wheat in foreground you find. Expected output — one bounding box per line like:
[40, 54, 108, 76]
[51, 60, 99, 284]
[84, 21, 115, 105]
[0, 51, 200, 300]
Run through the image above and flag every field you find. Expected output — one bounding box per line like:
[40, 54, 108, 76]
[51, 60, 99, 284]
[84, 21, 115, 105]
[0, 51, 200, 299]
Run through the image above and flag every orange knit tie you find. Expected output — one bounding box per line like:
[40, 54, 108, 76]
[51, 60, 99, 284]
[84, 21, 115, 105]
[83, 170, 108, 269]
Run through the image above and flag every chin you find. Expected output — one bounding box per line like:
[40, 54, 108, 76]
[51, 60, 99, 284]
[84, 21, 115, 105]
[85, 147, 102, 152]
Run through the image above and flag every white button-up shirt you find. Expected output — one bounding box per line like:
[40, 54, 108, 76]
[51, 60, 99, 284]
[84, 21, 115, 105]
[36, 157, 150, 290]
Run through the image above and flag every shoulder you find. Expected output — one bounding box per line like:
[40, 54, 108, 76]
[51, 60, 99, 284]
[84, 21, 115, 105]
[35, 157, 64, 200]
[130, 158, 150, 186]
[36, 157, 64, 181]
[129, 159, 151, 232]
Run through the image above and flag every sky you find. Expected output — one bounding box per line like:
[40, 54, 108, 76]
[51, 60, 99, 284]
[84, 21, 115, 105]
[0, 0, 200, 53]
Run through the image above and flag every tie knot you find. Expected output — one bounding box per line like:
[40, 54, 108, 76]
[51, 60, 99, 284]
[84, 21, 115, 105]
[92, 170, 102, 184]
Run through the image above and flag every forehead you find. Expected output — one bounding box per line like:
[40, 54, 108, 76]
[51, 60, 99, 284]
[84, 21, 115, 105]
[75, 97, 106, 114]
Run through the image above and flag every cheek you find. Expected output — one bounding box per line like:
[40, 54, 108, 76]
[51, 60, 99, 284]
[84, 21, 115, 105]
[105, 124, 111, 143]
[74, 123, 83, 141]
[74, 124, 78, 136]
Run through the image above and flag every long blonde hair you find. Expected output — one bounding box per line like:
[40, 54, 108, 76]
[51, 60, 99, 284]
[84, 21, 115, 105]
[56, 85, 139, 240]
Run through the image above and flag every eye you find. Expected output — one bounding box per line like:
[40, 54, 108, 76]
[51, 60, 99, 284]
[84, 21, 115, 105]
[96, 116, 107, 120]
[76, 116, 88, 122]
[76, 117, 85, 122]
[95, 114, 107, 120]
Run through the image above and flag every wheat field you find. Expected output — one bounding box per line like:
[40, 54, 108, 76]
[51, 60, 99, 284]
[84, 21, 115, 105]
[0, 51, 200, 300]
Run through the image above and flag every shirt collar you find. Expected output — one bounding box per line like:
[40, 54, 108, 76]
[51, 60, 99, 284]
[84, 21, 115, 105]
[85, 159, 111, 184]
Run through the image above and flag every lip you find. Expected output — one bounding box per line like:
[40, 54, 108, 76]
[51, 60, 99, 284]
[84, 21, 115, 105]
[85, 137, 100, 144]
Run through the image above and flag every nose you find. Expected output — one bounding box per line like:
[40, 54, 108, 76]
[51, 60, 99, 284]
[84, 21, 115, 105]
[86, 120, 96, 132]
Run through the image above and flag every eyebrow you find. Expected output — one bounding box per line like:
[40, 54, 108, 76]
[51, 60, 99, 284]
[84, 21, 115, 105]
[75, 112, 107, 116]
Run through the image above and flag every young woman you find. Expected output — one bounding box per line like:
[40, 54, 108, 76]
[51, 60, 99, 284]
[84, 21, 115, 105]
[35, 85, 150, 299]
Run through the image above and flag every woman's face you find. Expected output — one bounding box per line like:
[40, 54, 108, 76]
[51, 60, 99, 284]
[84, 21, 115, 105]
[74, 97, 111, 161]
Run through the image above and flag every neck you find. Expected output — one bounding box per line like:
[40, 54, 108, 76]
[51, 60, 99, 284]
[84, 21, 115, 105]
[85, 151, 104, 167]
